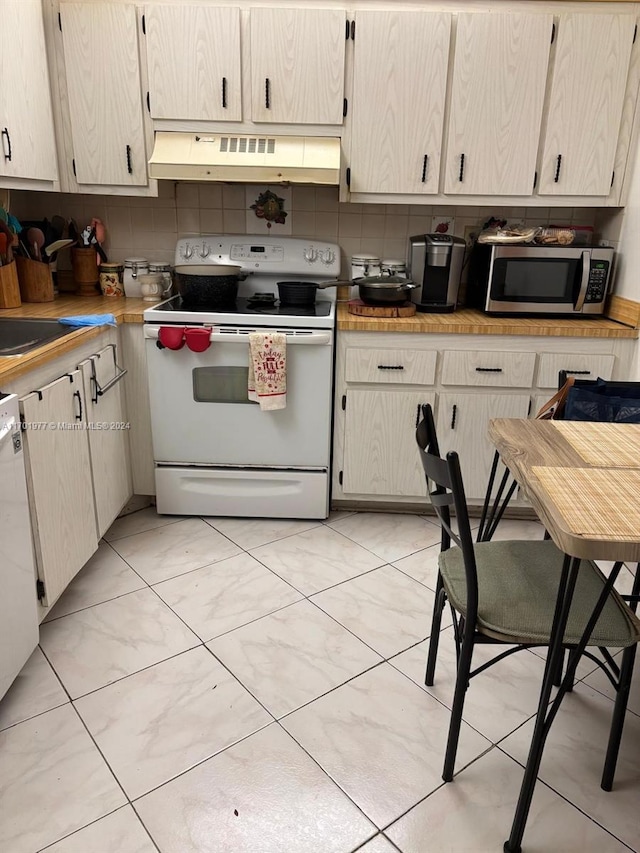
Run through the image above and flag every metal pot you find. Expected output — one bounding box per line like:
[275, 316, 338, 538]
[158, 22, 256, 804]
[353, 275, 417, 305]
[174, 264, 246, 308]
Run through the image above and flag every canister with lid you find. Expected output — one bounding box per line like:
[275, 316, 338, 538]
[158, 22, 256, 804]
[381, 259, 407, 278]
[148, 261, 173, 297]
[350, 253, 381, 280]
[99, 262, 124, 297]
[123, 257, 149, 297]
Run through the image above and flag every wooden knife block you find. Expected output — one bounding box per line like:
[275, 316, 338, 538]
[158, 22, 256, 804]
[15, 256, 54, 303]
[0, 260, 22, 308]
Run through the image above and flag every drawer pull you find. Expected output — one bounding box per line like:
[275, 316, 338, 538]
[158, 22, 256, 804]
[377, 364, 404, 371]
[475, 367, 503, 373]
[564, 369, 591, 375]
[421, 154, 428, 183]
[451, 404, 457, 430]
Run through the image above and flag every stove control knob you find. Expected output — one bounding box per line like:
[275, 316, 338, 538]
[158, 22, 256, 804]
[199, 242, 211, 259]
[181, 243, 193, 260]
[304, 247, 318, 263]
[320, 248, 336, 265]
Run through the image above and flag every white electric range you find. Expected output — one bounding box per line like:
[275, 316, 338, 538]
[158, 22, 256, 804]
[144, 235, 340, 519]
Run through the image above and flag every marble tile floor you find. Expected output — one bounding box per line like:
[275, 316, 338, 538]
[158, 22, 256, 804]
[0, 510, 638, 853]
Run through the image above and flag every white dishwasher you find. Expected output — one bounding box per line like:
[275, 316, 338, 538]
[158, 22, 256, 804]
[0, 393, 38, 700]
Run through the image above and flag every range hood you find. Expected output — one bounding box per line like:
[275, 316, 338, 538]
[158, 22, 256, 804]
[148, 132, 340, 184]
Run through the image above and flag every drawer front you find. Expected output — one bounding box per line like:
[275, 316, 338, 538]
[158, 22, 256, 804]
[537, 353, 615, 388]
[440, 350, 536, 387]
[345, 348, 437, 385]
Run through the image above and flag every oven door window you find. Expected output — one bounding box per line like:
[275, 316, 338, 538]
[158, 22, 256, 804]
[193, 366, 255, 404]
[491, 258, 580, 304]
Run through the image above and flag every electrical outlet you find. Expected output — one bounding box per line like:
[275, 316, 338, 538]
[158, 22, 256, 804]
[464, 225, 479, 248]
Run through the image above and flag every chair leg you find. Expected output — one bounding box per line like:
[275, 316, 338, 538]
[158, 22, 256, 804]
[425, 574, 446, 687]
[442, 628, 475, 783]
[601, 643, 637, 791]
[551, 648, 565, 687]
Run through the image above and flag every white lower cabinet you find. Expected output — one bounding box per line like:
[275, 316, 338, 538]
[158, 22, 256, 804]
[333, 330, 633, 510]
[79, 345, 132, 538]
[436, 393, 530, 499]
[342, 389, 435, 497]
[20, 371, 98, 608]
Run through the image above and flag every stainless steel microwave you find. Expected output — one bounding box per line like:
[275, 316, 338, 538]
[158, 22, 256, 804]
[466, 244, 614, 316]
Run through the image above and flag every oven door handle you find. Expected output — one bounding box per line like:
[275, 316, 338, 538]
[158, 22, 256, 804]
[144, 327, 331, 346]
[574, 250, 590, 312]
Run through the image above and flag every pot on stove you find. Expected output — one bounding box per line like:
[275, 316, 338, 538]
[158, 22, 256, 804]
[277, 277, 417, 306]
[174, 264, 248, 308]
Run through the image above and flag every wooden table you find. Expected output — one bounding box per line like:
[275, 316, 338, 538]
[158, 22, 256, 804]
[486, 418, 640, 853]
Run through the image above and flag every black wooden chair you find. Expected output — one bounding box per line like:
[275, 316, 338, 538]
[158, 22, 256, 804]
[416, 403, 640, 784]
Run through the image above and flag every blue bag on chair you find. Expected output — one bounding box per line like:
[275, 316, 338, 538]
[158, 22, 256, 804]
[564, 377, 640, 423]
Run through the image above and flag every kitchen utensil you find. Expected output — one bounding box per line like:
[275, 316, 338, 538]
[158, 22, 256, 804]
[158, 326, 186, 350]
[44, 238, 75, 259]
[0, 222, 14, 263]
[184, 327, 212, 352]
[68, 218, 80, 244]
[174, 264, 244, 308]
[26, 227, 44, 262]
[355, 276, 418, 305]
[51, 215, 66, 239]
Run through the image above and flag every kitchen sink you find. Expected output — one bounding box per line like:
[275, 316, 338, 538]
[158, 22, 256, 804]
[0, 318, 76, 356]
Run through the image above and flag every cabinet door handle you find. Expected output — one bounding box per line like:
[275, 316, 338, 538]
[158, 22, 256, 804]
[459, 153, 465, 182]
[554, 154, 562, 183]
[421, 154, 428, 183]
[475, 367, 503, 373]
[564, 369, 591, 375]
[1, 127, 11, 161]
[451, 404, 457, 430]
[222, 77, 227, 109]
[377, 364, 404, 370]
[126, 144, 133, 174]
[265, 77, 271, 109]
[73, 390, 83, 421]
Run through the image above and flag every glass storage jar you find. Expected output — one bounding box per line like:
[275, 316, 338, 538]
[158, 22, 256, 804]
[123, 257, 149, 297]
[148, 262, 173, 297]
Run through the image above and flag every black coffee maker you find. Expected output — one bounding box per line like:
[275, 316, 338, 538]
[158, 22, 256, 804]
[408, 234, 465, 312]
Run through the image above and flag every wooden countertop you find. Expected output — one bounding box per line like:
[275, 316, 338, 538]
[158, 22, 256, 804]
[337, 304, 639, 338]
[0, 296, 147, 384]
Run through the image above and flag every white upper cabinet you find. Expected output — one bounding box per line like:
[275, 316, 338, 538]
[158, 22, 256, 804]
[349, 11, 451, 194]
[538, 14, 636, 197]
[250, 7, 346, 124]
[145, 4, 241, 121]
[0, 0, 58, 182]
[60, 3, 148, 185]
[444, 12, 553, 196]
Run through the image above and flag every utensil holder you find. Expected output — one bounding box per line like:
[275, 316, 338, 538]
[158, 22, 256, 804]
[0, 260, 22, 308]
[15, 256, 54, 303]
[71, 247, 100, 296]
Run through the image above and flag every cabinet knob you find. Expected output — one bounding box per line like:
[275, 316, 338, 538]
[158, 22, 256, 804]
[458, 153, 465, 182]
[126, 144, 133, 174]
[265, 78, 271, 109]
[554, 154, 562, 183]
[222, 77, 227, 109]
[421, 154, 428, 183]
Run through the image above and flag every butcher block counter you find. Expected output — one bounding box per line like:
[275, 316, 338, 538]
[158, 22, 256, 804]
[336, 304, 639, 338]
[0, 297, 147, 383]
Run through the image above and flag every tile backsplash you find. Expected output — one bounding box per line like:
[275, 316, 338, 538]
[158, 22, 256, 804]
[11, 183, 597, 273]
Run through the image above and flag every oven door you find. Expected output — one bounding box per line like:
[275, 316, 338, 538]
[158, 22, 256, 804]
[486, 246, 591, 314]
[145, 325, 334, 467]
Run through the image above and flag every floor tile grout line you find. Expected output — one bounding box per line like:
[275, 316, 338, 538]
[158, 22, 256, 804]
[41, 582, 150, 625]
[201, 514, 323, 550]
[324, 518, 442, 564]
[103, 510, 184, 543]
[493, 744, 637, 852]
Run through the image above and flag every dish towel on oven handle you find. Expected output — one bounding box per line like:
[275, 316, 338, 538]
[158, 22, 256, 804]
[248, 331, 287, 410]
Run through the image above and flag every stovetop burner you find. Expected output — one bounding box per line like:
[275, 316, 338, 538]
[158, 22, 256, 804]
[155, 295, 332, 317]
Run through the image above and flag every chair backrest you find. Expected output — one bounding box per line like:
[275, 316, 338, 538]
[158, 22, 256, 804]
[415, 404, 479, 618]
